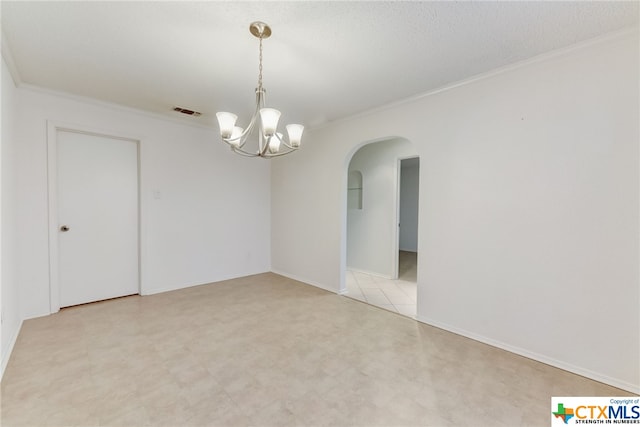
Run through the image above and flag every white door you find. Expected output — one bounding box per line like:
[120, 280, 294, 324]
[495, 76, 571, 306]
[57, 130, 139, 307]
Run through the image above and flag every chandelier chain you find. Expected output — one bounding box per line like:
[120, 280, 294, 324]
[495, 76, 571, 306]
[258, 36, 263, 90]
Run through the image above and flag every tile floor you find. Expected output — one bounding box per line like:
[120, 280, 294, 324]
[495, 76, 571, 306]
[1, 272, 632, 427]
[345, 251, 417, 318]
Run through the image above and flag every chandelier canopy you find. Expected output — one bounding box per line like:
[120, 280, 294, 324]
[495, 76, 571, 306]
[216, 22, 304, 158]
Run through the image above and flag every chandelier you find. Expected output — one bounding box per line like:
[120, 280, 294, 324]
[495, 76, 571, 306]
[215, 22, 304, 158]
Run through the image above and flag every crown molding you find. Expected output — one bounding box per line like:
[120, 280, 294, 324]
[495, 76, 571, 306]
[1, 32, 22, 86]
[314, 25, 639, 130]
[17, 83, 216, 131]
[3, 29, 214, 131]
[6, 25, 638, 133]
[0, 31, 214, 129]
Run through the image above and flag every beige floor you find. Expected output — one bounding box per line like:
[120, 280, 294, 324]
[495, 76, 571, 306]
[1, 273, 631, 427]
[346, 251, 417, 317]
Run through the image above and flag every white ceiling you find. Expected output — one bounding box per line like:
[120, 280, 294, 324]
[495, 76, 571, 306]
[2, 1, 638, 129]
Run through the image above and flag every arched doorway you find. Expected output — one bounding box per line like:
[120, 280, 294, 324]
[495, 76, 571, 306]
[340, 137, 420, 318]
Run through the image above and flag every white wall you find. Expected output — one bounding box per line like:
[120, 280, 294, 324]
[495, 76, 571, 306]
[399, 159, 419, 252]
[347, 138, 415, 278]
[1, 57, 22, 377]
[271, 31, 639, 392]
[13, 86, 271, 320]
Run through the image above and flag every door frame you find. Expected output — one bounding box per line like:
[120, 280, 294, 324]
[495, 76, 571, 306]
[46, 121, 145, 313]
[396, 155, 420, 280]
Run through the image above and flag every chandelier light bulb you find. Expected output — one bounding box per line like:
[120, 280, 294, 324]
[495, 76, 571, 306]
[286, 124, 304, 148]
[259, 108, 281, 137]
[216, 112, 238, 139]
[268, 133, 282, 154]
[229, 126, 243, 147]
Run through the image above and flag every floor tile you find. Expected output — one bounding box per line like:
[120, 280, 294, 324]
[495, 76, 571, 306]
[394, 304, 416, 317]
[345, 251, 418, 318]
[385, 293, 415, 305]
[1, 271, 631, 427]
[365, 294, 393, 306]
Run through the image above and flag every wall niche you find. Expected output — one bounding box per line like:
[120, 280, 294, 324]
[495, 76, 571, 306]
[348, 170, 363, 210]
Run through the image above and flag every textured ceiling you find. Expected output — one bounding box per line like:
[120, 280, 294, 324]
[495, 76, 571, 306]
[2, 1, 638, 129]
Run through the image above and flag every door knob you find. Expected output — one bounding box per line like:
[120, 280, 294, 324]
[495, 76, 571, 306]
[60, 225, 70, 232]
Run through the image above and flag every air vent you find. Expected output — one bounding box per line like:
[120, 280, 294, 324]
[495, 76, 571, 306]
[173, 106, 202, 117]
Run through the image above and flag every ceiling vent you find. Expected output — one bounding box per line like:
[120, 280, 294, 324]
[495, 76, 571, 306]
[173, 106, 202, 117]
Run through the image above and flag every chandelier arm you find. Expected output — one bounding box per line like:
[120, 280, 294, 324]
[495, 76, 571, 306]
[275, 133, 297, 151]
[235, 113, 258, 150]
[258, 120, 270, 156]
[222, 123, 250, 148]
[272, 132, 299, 151]
[261, 147, 300, 158]
[280, 141, 297, 150]
[231, 146, 260, 157]
[264, 134, 298, 157]
[225, 90, 263, 149]
[259, 135, 271, 156]
[233, 142, 296, 158]
[258, 126, 264, 154]
[222, 139, 240, 149]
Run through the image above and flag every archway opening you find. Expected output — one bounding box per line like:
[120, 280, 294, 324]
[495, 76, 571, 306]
[341, 137, 419, 318]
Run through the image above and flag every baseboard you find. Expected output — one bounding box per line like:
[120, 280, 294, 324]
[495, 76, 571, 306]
[270, 269, 340, 295]
[141, 270, 270, 296]
[142, 280, 209, 296]
[22, 311, 52, 320]
[1, 319, 23, 382]
[416, 315, 640, 394]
